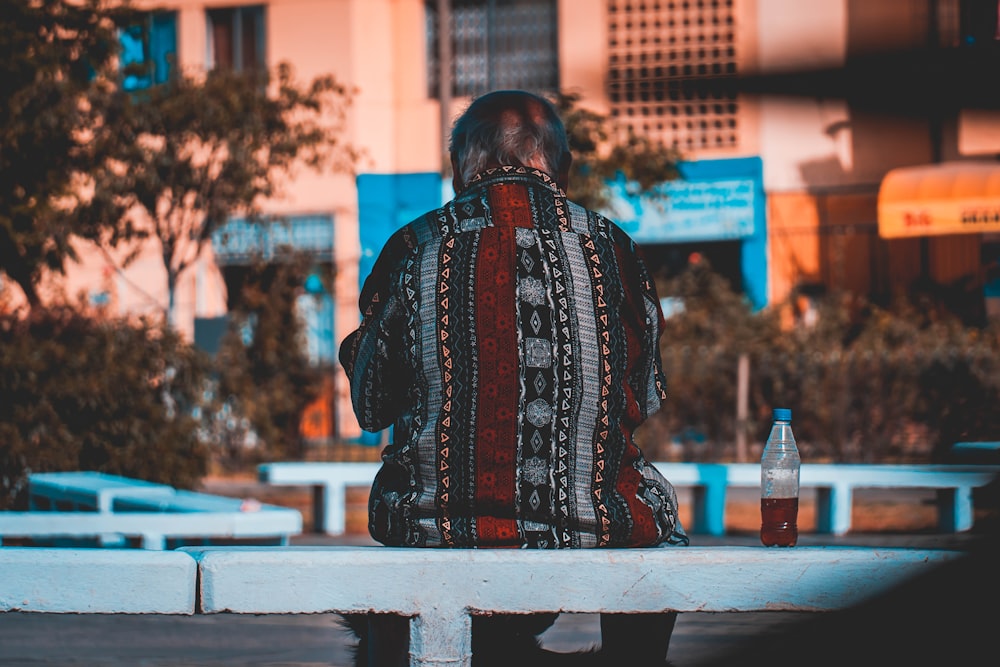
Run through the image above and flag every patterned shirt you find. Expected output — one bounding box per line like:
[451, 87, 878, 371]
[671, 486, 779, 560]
[340, 167, 688, 548]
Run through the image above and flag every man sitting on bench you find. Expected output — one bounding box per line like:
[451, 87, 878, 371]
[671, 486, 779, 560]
[339, 89, 689, 666]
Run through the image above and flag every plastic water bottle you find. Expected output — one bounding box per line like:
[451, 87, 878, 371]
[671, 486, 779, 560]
[760, 407, 800, 547]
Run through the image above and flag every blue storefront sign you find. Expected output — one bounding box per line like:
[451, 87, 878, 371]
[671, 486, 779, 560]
[602, 157, 767, 311]
[609, 177, 757, 243]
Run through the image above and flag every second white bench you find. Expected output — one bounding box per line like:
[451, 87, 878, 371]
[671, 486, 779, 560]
[258, 461, 1000, 536]
[17, 471, 303, 548]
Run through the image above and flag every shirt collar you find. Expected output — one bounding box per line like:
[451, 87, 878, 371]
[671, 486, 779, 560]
[463, 166, 566, 197]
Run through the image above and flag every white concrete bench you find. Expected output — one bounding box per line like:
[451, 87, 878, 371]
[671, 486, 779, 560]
[28, 471, 176, 512]
[114, 488, 274, 513]
[0, 509, 302, 550]
[668, 462, 1000, 536]
[257, 461, 1000, 537]
[0, 545, 968, 666]
[0, 547, 196, 613]
[258, 461, 380, 533]
[187, 545, 964, 667]
[19, 471, 303, 548]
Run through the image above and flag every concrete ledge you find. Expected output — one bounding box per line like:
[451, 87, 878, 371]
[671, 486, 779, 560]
[187, 545, 962, 615]
[0, 548, 197, 614]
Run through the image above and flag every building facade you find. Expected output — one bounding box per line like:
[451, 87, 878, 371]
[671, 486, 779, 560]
[18, 0, 1000, 441]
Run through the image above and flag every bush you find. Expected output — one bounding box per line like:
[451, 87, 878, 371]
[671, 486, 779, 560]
[0, 308, 212, 509]
[641, 261, 1000, 464]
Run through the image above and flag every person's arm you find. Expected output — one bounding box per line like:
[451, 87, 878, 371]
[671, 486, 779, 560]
[339, 229, 414, 432]
[613, 225, 669, 421]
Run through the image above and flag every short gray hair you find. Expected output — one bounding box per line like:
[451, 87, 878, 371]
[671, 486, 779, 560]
[449, 90, 570, 185]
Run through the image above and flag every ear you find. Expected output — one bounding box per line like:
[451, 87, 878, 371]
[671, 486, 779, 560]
[450, 154, 465, 194]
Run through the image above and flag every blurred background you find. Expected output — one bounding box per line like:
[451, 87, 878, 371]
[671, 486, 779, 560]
[2, 0, 999, 506]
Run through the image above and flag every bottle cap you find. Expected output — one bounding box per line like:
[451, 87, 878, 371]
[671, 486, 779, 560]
[773, 408, 792, 421]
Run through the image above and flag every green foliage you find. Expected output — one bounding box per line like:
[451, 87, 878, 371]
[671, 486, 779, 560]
[0, 308, 211, 509]
[86, 62, 359, 318]
[554, 91, 683, 211]
[210, 255, 324, 469]
[0, 0, 135, 306]
[640, 262, 1000, 464]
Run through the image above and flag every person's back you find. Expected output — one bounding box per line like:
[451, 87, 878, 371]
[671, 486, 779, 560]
[340, 90, 687, 550]
[339, 89, 686, 665]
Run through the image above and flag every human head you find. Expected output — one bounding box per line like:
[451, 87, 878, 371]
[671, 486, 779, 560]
[449, 89, 572, 193]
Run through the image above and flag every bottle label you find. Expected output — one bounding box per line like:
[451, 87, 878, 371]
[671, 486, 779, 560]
[761, 467, 799, 497]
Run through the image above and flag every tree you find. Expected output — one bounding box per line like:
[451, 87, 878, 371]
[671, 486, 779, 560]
[554, 91, 683, 212]
[87, 63, 359, 324]
[0, 0, 134, 308]
[211, 254, 324, 465]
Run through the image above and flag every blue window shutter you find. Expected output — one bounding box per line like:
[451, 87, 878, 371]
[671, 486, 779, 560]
[150, 13, 177, 84]
[119, 12, 177, 91]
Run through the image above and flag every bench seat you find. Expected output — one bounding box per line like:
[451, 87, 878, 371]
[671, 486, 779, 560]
[28, 471, 176, 512]
[187, 545, 965, 667]
[0, 547, 196, 613]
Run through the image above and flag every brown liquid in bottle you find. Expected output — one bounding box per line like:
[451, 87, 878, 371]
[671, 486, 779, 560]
[760, 497, 798, 547]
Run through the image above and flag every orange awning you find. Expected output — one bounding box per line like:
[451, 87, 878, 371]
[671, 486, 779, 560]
[877, 161, 1000, 239]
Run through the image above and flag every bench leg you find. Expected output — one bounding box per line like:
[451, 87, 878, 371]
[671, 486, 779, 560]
[322, 482, 348, 535]
[98, 533, 129, 549]
[702, 484, 727, 536]
[937, 487, 974, 532]
[409, 609, 472, 667]
[689, 486, 708, 535]
[140, 533, 166, 550]
[311, 484, 325, 533]
[816, 484, 852, 535]
[690, 465, 729, 536]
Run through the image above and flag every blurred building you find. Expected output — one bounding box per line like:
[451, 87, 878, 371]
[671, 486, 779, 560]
[32, 0, 1000, 440]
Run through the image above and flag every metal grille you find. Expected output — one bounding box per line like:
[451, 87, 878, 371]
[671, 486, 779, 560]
[427, 0, 559, 98]
[213, 215, 334, 265]
[607, 0, 740, 151]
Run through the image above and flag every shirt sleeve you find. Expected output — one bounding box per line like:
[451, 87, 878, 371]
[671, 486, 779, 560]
[614, 225, 669, 421]
[637, 252, 669, 418]
[338, 228, 414, 432]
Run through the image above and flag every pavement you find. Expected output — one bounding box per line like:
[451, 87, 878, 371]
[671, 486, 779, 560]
[1, 484, 997, 666]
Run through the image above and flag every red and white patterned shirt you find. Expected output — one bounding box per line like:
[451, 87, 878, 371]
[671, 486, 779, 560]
[340, 167, 688, 548]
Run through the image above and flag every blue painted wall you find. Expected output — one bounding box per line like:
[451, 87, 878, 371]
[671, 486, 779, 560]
[353, 173, 444, 444]
[356, 172, 445, 290]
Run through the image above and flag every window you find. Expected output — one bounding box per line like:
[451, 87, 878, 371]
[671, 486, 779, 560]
[607, 0, 740, 151]
[212, 214, 334, 265]
[207, 5, 266, 71]
[426, 0, 559, 97]
[119, 11, 177, 91]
